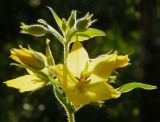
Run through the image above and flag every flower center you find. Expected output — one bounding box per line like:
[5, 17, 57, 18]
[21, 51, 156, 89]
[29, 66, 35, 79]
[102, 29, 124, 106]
[75, 73, 91, 84]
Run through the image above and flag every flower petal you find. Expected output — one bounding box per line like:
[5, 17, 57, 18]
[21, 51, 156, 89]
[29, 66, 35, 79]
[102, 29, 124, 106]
[89, 52, 129, 82]
[68, 81, 120, 107]
[54, 64, 120, 107]
[114, 55, 129, 68]
[89, 53, 117, 82]
[67, 41, 89, 77]
[84, 81, 120, 101]
[4, 75, 47, 93]
[54, 64, 88, 107]
[53, 64, 78, 91]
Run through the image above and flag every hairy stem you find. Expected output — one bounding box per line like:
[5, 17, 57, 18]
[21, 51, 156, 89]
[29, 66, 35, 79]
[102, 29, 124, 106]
[64, 42, 69, 63]
[66, 110, 75, 122]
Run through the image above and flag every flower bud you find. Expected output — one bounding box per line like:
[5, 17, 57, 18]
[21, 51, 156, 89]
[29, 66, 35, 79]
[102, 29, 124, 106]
[67, 10, 77, 29]
[20, 23, 48, 37]
[10, 47, 46, 70]
[76, 13, 97, 31]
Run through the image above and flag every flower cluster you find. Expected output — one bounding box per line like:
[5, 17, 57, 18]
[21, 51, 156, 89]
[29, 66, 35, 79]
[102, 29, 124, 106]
[5, 39, 129, 107]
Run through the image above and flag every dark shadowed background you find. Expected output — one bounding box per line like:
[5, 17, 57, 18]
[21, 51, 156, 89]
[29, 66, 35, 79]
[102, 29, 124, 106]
[0, 0, 160, 122]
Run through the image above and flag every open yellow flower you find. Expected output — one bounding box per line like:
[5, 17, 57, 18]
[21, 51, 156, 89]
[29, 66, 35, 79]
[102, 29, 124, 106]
[54, 41, 129, 107]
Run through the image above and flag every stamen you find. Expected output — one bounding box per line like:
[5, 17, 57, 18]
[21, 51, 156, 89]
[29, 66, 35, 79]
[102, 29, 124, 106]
[75, 73, 91, 84]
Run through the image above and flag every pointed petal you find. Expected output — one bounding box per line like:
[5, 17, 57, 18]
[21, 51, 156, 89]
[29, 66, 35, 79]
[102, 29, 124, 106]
[54, 64, 120, 107]
[5, 75, 47, 93]
[53, 64, 78, 91]
[89, 52, 129, 82]
[69, 81, 120, 107]
[114, 55, 129, 68]
[89, 53, 117, 82]
[67, 41, 89, 77]
[54, 64, 85, 107]
[84, 81, 120, 101]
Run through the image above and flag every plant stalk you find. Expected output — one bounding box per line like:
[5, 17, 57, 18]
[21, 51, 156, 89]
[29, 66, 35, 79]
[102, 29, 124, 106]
[63, 41, 75, 122]
[64, 42, 69, 63]
[66, 109, 75, 122]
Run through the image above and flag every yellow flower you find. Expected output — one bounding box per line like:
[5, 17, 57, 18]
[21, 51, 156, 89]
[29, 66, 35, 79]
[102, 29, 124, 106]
[10, 46, 46, 70]
[54, 41, 129, 107]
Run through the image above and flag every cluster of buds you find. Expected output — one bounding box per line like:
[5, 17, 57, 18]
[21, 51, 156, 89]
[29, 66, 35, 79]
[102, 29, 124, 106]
[61, 10, 97, 38]
[62, 10, 96, 33]
[19, 8, 104, 45]
[76, 12, 97, 31]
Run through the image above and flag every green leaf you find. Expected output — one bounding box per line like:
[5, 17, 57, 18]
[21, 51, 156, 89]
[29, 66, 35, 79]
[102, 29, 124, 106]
[49, 29, 65, 44]
[117, 82, 157, 93]
[37, 19, 65, 44]
[61, 18, 67, 32]
[70, 28, 106, 42]
[67, 10, 77, 29]
[20, 23, 49, 37]
[27, 67, 50, 82]
[46, 39, 55, 67]
[47, 7, 63, 32]
[37, 19, 48, 26]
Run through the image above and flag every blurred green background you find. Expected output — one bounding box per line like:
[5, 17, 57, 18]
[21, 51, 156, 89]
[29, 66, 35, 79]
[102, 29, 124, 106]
[0, 0, 160, 122]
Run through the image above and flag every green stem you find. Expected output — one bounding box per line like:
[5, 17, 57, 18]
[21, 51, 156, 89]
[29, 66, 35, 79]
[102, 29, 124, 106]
[63, 41, 75, 122]
[64, 42, 69, 63]
[66, 109, 75, 122]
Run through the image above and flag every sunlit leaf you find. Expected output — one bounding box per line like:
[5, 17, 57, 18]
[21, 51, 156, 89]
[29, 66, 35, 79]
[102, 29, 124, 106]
[37, 19, 65, 44]
[46, 39, 55, 66]
[37, 19, 48, 26]
[117, 82, 157, 93]
[70, 28, 106, 42]
[47, 7, 62, 32]
[20, 23, 49, 37]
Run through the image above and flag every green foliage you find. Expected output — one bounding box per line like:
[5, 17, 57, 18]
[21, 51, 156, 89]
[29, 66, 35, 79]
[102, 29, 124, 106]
[47, 7, 63, 32]
[20, 23, 49, 37]
[117, 82, 157, 93]
[62, 18, 67, 32]
[70, 28, 106, 42]
[46, 39, 55, 67]
[67, 10, 77, 29]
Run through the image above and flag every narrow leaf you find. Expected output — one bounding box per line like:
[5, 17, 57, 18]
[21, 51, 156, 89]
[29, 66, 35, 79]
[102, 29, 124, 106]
[117, 82, 157, 93]
[46, 39, 55, 66]
[47, 7, 62, 32]
[37, 19, 65, 44]
[37, 19, 48, 26]
[70, 28, 106, 42]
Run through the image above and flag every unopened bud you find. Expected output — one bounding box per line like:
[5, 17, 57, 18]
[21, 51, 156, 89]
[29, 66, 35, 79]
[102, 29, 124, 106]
[20, 23, 48, 37]
[76, 13, 97, 31]
[10, 47, 46, 70]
